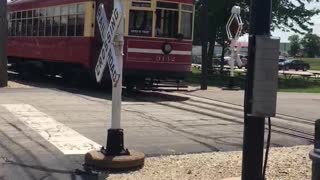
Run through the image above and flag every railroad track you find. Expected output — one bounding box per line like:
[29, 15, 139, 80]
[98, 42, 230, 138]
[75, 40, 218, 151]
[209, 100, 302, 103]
[129, 90, 315, 143]
[7, 67, 314, 145]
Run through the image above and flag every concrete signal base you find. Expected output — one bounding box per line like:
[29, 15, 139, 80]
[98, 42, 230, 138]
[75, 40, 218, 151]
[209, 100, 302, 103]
[222, 77, 241, 91]
[84, 150, 145, 171]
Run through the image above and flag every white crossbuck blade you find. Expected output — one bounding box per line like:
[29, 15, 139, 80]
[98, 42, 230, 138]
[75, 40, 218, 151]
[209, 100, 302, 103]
[226, 6, 244, 71]
[95, 3, 123, 86]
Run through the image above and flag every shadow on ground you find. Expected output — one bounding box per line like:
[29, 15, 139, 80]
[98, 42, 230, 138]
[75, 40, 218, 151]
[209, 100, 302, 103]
[7, 69, 190, 103]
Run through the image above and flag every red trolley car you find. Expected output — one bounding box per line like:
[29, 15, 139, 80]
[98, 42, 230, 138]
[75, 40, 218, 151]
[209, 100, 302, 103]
[7, 0, 194, 87]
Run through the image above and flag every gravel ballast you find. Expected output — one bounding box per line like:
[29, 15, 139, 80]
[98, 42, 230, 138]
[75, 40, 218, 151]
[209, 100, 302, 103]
[107, 146, 313, 180]
[7, 81, 32, 88]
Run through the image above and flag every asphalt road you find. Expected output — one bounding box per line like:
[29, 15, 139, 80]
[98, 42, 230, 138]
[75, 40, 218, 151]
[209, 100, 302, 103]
[0, 77, 318, 179]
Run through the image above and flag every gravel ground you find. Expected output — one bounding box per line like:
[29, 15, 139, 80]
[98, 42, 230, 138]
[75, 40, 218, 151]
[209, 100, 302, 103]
[107, 146, 313, 180]
[6, 81, 32, 88]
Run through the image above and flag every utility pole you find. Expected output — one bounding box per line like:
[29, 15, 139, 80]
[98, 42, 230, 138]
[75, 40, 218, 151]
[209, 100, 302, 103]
[0, 1, 8, 87]
[200, 0, 208, 90]
[242, 0, 273, 179]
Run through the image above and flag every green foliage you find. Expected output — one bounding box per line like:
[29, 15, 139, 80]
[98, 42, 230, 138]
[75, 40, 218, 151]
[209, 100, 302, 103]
[272, 0, 320, 34]
[288, 35, 301, 57]
[300, 34, 320, 57]
[194, 0, 320, 46]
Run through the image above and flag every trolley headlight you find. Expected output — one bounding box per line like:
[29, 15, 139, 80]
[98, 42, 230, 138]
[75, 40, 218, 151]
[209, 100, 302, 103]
[162, 43, 173, 54]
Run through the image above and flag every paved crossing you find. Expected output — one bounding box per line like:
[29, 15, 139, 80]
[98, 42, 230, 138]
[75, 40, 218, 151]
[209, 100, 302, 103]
[0, 87, 317, 179]
[3, 104, 101, 155]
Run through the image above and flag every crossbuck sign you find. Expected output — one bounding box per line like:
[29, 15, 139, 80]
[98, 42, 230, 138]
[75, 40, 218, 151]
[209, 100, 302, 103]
[95, 3, 123, 86]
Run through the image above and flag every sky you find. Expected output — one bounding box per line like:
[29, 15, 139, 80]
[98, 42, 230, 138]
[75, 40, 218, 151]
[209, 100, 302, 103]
[240, 1, 320, 42]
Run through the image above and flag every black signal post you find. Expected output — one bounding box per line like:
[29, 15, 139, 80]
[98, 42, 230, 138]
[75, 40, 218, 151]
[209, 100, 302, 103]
[200, 0, 208, 90]
[0, 1, 7, 87]
[242, 0, 273, 179]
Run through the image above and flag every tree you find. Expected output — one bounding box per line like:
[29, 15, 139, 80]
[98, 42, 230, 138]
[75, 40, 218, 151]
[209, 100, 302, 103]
[301, 33, 320, 58]
[194, 0, 235, 69]
[288, 35, 300, 57]
[0, 2, 7, 87]
[194, 0, 320, 69]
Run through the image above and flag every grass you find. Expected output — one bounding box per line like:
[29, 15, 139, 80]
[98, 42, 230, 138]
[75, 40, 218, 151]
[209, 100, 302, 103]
[301, 58, 320, 70]
[187, 67, 320, 93]
[278, 78, 320, 93]
[187, 67, 245, 88]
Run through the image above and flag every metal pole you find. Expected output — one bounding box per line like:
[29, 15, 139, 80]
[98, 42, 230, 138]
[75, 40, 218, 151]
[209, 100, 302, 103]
[0, 1, 7, 88]
[242, 0, 272, 179]
[310, 119, 320, 180]
[105, 0, 128, 156]
[201, 0, 208, 90]
[229, 39, 235, 88]
[111, 0, 124, 130]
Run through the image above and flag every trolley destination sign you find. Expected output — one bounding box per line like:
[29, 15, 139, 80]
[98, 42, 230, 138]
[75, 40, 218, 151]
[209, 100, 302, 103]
[95, 3, 123, 86]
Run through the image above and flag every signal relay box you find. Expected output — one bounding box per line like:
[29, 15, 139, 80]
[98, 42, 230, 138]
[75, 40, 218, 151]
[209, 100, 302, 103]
[251, 36, 280, 117]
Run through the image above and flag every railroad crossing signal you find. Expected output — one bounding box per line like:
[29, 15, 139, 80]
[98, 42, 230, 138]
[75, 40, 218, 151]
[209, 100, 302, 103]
[95, 3, 123, 86]
[85, 0, 145, 170]
[226, 6, 243, 71]
[225, 6, 243, 89]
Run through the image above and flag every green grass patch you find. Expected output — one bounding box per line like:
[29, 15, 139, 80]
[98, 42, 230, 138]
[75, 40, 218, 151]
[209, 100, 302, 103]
[278, 78, 320, 93]
[188, 67, 245, 88]
[301, 58, 320, 70]
[187, 67, 320, 93]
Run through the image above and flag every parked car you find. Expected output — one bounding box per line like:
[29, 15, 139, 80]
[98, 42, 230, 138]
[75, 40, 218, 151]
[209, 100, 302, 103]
[279, 58, 286, 63]
[240, 55, 248, 68]
[279, 59, 310, 71]
[223, 56, 247, 68]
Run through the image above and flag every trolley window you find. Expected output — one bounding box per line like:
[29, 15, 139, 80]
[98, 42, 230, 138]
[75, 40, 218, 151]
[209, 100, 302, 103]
[129, 10, 153, 37]
[8, 3, 86, 37]
[11, 19, 16, 36]
[27, 18, 33, 36]
[33, 18, 39, 36]
[45, 17, 53, 36]
[60, 16, 68, 36]
[131, 0, 152, 8]
[180, 5, 193, 39]
[17, 19, 22, 36]
[76, 14, 85, 36]
[68, 15, 76, 36]
[22, 19, 27, 36]
[9, 12, 16, 36]
[155, 2, 179, 38]
[52, 16, 60, 36]
[39, 17, 46, 36]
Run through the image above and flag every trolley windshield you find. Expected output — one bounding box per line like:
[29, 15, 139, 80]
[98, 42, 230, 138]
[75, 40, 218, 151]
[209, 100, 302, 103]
[128, 0, 194, 40]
